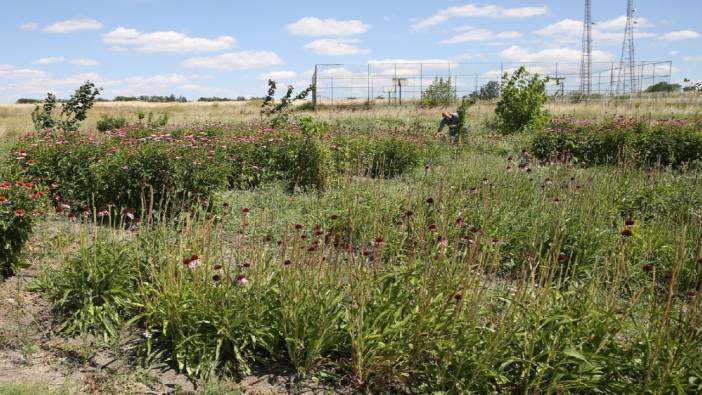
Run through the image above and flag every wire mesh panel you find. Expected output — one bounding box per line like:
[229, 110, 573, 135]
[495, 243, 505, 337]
[312, 61, 673, 106]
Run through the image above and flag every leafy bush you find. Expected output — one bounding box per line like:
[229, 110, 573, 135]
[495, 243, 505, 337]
[96, 115, 127, 132]
[421, 77, 456, 107]
[31, 81, 102, 132]
[0, 178, 46, 277]
[494, 67, 549, 134]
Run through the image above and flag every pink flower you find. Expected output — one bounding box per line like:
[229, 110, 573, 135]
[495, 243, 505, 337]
[236, 274, 249, 286]
[15, 209, 26, 218]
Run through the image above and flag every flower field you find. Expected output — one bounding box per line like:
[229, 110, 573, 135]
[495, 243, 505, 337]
[1, 107, 702, 393]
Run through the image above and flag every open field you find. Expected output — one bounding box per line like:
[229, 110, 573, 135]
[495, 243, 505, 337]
[1, 96, 702, 394]
[1, 93, 701, 139]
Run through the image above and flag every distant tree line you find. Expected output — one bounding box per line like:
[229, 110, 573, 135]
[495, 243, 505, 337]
[114, 94, 188, 102]
[197, 96, 247, 102]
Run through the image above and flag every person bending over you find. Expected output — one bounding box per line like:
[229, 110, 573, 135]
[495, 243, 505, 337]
[438, 111, 461, 143]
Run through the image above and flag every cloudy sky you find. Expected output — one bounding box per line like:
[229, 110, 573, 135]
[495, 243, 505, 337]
[0, 0, 700, 102]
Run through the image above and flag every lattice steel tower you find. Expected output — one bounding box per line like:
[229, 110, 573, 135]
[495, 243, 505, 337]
[580, 0, 593, 95]
[617, 0, 637, 94]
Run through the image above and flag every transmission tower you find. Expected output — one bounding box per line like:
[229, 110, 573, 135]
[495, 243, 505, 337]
[580, 0, 593, 95]
[616, 0, 637, 94]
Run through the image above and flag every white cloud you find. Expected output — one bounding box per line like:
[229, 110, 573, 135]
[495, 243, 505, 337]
[412, 4, 548, 30]
[659, 30, 700, 41]
[103, 27, 236, 53]
[183, 51, 283, 71]
[70, 58, 100, 66]
[501, 46, 613, 63]
[440, 29, 522, 44]
[535, 16, 656, 45]
[304, 38, 370, 56]
[0, 64, 47, 80]
[258, 70, 298, 80]
[20, 22, 39, 30]
[454, 53, 486, 61]
[286, 17, 368, 36]
[44, 18, 103, 33]
[34, 57, 66, 65]
[683, 56, 702, 61]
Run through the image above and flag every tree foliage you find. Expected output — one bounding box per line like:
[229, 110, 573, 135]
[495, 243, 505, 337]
[31, 81, 102, 132]
[644, 82, 681, 93]
[421, 78, 456, 107]
[494, 67, 549, 134]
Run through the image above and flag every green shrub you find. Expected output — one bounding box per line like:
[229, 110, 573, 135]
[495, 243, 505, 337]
[96, 115, 127, 132]
[495, 67, 549, 134]
[421, 78, 456, 107]
[0, 177, 46, 277]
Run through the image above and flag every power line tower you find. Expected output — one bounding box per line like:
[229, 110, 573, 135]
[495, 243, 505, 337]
[580, 0, 593, 95]
[616, 0, 637, 94]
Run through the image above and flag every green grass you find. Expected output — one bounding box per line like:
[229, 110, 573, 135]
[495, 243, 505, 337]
[0, 383, 77, 395]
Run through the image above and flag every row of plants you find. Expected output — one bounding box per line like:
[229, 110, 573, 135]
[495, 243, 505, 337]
[36, 148, 702, 392]
[531, 116, 702, 167]
[0, 177, 46, 276]
[6, 119, 434, 220]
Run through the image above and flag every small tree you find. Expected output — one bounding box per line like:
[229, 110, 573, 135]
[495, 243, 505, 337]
[32, 81, 102, 132]
[479, 81, 500, 100]
[260, 80, 314, 128]
[421, 77, 456, 107]
[494, 67, 549, 134]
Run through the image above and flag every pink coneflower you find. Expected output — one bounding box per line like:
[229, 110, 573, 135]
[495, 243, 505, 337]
[373, 237, 385, 247]
[294, 224, 303, 231]
[558, 253, 569, 263]
[624, 219, 635, 226]
[428, 224, 437, 233]
[468, 226, 479, 233]
[213, 264, 223, 271]
[642, 264, 654, 273]
[462, 236, 475, 245]
[283, 259, 292, 266]
[425, 197, 434, 205]
[0, 181, 11, 190]
[0, 196, 8, 205]
[437, 236, 448, 248]
[455, 217, 465, 226]
[15, 209, 25, 217]
[621, 229, 633, 238]
[236, 274, 249, 286]
[212, 274, 222, 284]
[404, 210, 414, 218]
[453, 294, 462, 301]
[241, 207, 250, 215]
[686, 291, 698, 300]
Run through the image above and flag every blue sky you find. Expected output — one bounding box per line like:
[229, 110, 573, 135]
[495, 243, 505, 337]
[0, 0, 700, 102]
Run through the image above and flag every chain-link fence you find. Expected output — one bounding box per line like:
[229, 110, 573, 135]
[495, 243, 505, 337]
[311, 61, 673, 107]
